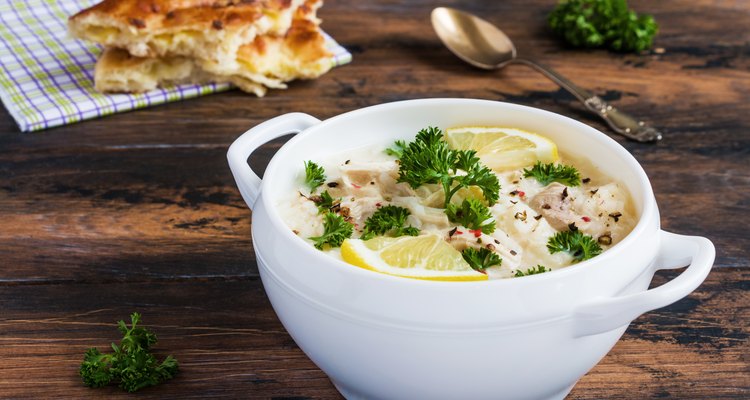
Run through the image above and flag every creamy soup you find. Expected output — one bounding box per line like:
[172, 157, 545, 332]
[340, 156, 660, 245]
[279, 128, 636, 279]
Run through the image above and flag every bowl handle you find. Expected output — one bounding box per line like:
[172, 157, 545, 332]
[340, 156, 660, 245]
[572, 230, 715, 337]
[227, 113, 322, 208]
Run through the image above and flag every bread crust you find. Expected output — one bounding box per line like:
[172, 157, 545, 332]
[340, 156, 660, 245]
[69, 0, 305, 61]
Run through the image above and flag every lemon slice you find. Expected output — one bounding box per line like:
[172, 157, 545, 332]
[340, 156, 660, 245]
[445, 126, 559, 171]
[341, 234, 487, 281]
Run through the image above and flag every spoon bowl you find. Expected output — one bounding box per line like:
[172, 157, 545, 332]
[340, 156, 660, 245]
[431, 7, 516, 69]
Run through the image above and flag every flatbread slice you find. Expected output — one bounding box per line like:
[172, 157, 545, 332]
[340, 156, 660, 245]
[94, 14, 333, 95]
[69, 0, 306, 65]
[94, 47, 267, 95]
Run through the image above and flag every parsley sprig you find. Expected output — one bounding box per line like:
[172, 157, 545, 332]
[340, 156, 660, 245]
[514, 265, 551, 277]
[446, 198, 496, 234]
[361, 205, 419, 240]
[309, 212, 353, 250]
[462, 248, 502, 271]
[312, 190, 340, 214]
[385, 140, 407, 158]
[304, 161, 326, 192]
[547, 230, 602, 261]
[523, 161, 581, 186]
[548, 0, 658, 53]
[394, 127, 500, 208]
[80, 313, 178, 392]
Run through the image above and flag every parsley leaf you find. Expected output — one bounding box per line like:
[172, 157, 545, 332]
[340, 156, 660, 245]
[361, 205, 420, 240]
[547, 230, 602, 261]
[451, 150, 501, 206]
[385, 140, 408, 158]
[445, 198, 496, 234]
[397, 126, 455, 190]
[462, 247, 502, 271]
[523, 161, 581, 186]
[396, 127, 500, 208]
[514, 265, 551, 277]
[309, 212, 354, 250]
[304, 161, 326, 192]
[548, 0, 658, 53]
[80, 313, 178, 392]
[312, 190, 340, 214]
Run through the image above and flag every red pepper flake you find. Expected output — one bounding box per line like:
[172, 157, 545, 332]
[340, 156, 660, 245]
[518, 191, 526, 197]
[375, 202, 382, 207]
[455, 230, 464, 235]
[582, 216, 591, 222]
[469, 229, 482, 238]
[351, 183, 362, 189]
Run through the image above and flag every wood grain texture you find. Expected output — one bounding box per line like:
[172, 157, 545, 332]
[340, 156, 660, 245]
[0, 0, 748, 398]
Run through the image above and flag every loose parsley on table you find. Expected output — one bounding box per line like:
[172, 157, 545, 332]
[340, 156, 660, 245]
[445, 198, 496, 234]
[80, 312, 178, 393]
[360, 205, 419, 241]
[304, 160, 326, 192]
[393, 126, 500, 208]
[514, 265, 551, 277]
[548, 0, 659, 53]
[523, 161, 581, 187]
[462, 247, 502, 271]
[547, 230, 602, 261]
[309, 212, 353, 249]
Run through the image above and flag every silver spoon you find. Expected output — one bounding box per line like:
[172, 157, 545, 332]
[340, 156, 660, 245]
[431, 7, 662, 142]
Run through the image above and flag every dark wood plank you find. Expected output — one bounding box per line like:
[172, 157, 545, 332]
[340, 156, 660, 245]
[0, 269, 746, 399]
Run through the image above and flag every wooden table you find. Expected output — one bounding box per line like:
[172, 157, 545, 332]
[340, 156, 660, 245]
[1, 0, 748, 398]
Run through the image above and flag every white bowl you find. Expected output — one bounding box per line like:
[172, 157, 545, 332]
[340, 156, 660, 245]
[228, 99, 714, 400]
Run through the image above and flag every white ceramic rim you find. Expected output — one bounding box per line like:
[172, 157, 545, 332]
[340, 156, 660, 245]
[258, 98, 656, 288]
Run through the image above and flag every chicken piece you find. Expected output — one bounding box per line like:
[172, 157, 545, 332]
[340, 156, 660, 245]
[339, 161, 414, 198]
[571, 182, 631, 243]
[529, 183, 579, 231]
[339, 197, 383, 229]
[442, 226, 522, 277]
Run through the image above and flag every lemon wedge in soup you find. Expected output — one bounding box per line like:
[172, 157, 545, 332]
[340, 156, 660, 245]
[341, 234, 487, 281]
[445, 126, 559, 171]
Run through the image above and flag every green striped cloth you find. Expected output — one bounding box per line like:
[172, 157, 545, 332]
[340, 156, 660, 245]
[0, 0, 351, 132]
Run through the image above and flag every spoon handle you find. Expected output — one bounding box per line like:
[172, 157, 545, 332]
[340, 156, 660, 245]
[513, 58, 662, 142]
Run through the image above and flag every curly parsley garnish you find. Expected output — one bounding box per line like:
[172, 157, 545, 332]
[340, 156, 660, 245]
[394, 127, 500, 208]
[80, 312, 178, 392]
[309, 212, 353, 250]
[446, 198, 496, 234]
[514, 265, 551, 277]
[523, 161, 581, 187]
[361, 205, 419, 240]
[547, 230, 602, 261]
[548, 0, 659, 53]
[462, 247, 502, 271]
[304, 160, 326, 192]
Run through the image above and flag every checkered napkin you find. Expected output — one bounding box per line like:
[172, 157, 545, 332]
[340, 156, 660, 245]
[0, 0, 352, 132]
